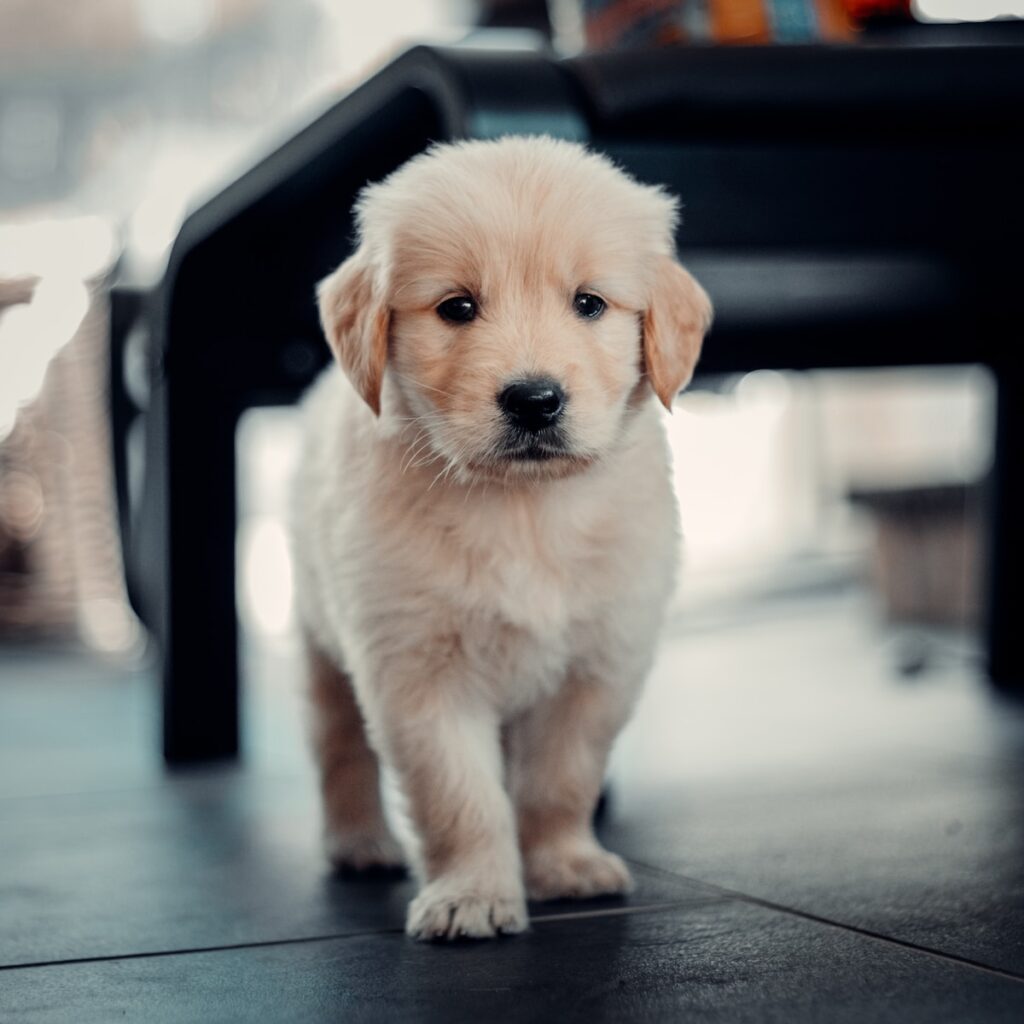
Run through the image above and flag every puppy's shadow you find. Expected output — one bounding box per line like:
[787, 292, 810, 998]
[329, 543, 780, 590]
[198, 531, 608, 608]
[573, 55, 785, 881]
[330, 861, 409, 883]
[321, 862, 415, 929]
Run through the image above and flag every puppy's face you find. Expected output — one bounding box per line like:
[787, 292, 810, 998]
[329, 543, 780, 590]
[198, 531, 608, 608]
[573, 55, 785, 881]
[385, 209, 656, 481]
[318, 138, 711, 483]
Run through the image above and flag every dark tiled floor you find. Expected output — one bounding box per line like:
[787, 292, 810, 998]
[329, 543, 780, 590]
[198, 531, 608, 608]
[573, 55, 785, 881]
[9, 903, 1024, 1024]
[2, 590, 1024, 1021]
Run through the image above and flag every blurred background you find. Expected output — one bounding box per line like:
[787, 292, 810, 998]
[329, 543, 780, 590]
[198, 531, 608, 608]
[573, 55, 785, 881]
[0, 0, 1018, 689]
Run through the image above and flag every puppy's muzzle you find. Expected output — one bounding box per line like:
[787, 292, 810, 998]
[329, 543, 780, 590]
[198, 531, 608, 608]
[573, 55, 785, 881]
[498, 378, 565, 433]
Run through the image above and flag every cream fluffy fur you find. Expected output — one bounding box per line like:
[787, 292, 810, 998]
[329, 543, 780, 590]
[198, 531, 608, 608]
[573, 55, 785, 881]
[292, 136, 711, 941]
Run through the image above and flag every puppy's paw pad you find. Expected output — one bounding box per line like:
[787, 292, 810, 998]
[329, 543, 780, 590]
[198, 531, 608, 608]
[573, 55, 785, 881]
[406, 884, 528, 941]
[525, 844, 634, 901]
[325, 829, 406, 874]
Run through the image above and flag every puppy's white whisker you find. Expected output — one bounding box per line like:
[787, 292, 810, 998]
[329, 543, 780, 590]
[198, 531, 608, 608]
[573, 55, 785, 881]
[409, 451, 445, 474]
[401, 433, 440, 475]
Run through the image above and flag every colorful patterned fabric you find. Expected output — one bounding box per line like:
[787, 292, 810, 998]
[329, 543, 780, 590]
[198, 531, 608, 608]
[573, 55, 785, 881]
[578, 0, 888, 48]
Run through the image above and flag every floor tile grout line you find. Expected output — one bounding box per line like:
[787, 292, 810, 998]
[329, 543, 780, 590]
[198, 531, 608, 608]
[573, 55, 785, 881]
[625, 857, 1024, 985]
[735, 895, 1024, 985]
[531, 896, 727, 926]
[0, 931, 404, 974]
[0, 897, 726, 973]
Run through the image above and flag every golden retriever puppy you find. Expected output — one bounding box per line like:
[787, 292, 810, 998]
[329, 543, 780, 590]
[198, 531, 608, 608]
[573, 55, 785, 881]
[292, 136, 711, 941]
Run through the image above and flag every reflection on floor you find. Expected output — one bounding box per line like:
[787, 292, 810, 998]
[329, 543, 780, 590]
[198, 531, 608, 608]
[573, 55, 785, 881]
[2, 589, 1023, 1022]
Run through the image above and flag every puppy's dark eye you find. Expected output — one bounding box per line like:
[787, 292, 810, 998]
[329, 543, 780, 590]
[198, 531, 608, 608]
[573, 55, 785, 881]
[573, 293, 606, 320]
[437, 296, 477, 324]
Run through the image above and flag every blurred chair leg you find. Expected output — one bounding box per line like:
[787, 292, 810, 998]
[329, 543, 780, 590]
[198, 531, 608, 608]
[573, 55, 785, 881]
[162, 385, 240, 763]
[986, 365, 1023, 690]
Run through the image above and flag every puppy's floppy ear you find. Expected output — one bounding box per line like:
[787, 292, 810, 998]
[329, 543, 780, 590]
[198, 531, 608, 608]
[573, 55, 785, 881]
[317, 250, 390, 416]
[642, 256, 713, 411]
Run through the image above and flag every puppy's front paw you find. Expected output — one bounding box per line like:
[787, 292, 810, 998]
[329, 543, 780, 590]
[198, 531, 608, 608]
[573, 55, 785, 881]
[406, 878, 528, 941]
[325, 828, 406, 874]
[524, 840, 634, 901]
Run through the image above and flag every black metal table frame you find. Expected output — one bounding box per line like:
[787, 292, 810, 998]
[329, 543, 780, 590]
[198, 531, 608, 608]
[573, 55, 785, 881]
[117, 43, 1023, 763]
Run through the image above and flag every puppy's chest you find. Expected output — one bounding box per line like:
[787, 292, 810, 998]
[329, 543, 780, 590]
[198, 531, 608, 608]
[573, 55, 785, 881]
[436, 517, 605, 711]
[436, 502, 611, 634]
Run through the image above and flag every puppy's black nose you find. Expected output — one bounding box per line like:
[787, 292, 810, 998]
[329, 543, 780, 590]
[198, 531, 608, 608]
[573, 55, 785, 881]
[498, 378, 565, 432]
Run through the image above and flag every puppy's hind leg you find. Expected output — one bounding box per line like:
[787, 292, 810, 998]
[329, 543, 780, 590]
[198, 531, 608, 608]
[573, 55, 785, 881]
[305, 640, 405, 873]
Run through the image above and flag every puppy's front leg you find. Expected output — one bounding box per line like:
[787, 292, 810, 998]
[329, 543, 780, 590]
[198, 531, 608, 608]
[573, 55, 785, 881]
[509, 673, 637, 901]
[367, 659, 527, 941]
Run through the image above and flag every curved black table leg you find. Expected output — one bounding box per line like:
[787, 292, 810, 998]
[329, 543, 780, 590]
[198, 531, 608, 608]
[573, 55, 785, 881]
[987, 364, 1023, 691]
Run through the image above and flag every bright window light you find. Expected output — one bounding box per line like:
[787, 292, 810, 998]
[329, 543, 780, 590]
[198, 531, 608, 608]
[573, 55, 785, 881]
[914, 0, 1024, 20]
